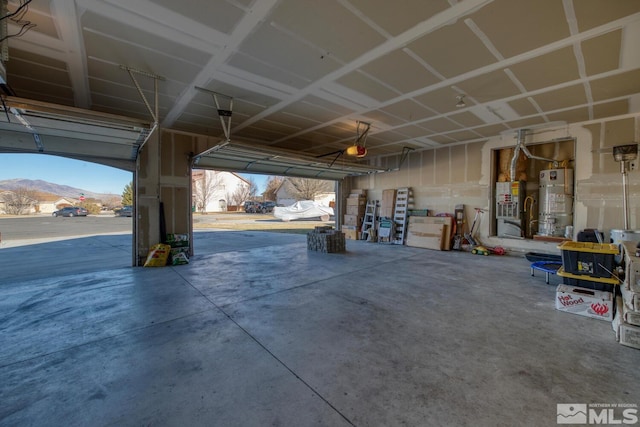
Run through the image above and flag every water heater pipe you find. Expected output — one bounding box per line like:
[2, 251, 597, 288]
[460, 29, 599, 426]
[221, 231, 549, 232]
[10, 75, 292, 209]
[510, 129, 559, 181]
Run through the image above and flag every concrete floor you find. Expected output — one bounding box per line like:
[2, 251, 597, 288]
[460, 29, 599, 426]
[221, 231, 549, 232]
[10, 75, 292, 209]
[1, 231, 639, 426]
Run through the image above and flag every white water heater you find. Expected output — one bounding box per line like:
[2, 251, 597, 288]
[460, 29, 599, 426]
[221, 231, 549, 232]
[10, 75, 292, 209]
[538, 168, 573, 237]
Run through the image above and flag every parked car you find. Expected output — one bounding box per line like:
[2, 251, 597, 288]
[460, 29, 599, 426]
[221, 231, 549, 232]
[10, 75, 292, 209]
[115, 205, 133, 217]
[259, 201, 277, 214]
[52, 206, 88, 217]
[244, 201, 260, 213]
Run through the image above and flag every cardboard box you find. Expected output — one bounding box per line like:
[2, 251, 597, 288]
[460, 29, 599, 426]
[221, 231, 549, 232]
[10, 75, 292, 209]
[620, 286, 640, 326]
[343, 230, 359, 240]
[346, 205, 366, 216]
[620, 285, 640, 312]
[341, 225, 360, 240]
[343, 214, 362, 226]
[406, 220, 445, 251]
[346, 196, 366, 206]
[622, 241, 640, 292]
[404, 216, 452, 250]
[614, 295, 640, 348]
[430, 216, 452, 250]
[622, 303, 640, 327]
[349, 189, 367, 196]
[619, 323, 640, 349]
[555, 284, 614, 321]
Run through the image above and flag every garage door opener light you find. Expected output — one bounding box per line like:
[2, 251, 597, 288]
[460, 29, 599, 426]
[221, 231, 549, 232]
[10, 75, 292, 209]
[346, 121, 370, 158]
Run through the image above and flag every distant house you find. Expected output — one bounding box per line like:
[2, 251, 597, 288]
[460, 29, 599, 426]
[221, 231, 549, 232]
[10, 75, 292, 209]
[0, 190, 11, 214]
[192, 170, 249, 212]
[275, 179, 335, 207]
[37, 195, 76, 214]
[32, 193, 77, 214]
[0, 189, 76, 214]
[275, 180, 296, 207]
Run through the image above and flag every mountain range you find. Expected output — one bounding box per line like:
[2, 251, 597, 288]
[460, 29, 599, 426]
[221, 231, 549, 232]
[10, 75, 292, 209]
[0, 179, 119, 201]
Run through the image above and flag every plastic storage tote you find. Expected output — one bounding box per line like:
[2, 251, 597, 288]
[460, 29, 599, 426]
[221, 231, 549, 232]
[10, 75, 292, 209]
[557, 241, 618, 278]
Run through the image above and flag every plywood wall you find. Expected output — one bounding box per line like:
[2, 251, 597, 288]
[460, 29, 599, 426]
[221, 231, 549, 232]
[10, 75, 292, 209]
[159, 131, 193, 238]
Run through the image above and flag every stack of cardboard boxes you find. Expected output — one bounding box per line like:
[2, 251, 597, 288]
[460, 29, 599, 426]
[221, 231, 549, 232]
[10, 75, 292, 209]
[342, 189, 367, 240]
[613, 241, 640, 349]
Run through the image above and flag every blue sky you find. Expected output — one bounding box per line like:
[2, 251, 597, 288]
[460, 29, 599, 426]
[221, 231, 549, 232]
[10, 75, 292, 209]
[238, 173, 268, 193]
[0, 153, 267, 195]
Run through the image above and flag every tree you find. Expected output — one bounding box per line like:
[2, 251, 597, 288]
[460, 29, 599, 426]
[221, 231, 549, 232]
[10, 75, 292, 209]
[247, 176, 258, 199]
[286, 178, 333, 201]
[121, 181, 133, 206]
[102, 195, 122, 210]
[193, 170, 223, 213]
[1, 186, 37, 215]
[228, 186, 250, 210]
[226, 181, 252, 211]
[79, 198, 102, 215]
[263, 176, 283, 201]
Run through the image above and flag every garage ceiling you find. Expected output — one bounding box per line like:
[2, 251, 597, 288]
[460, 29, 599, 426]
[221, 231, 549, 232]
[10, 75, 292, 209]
[3, 0, 640, 165]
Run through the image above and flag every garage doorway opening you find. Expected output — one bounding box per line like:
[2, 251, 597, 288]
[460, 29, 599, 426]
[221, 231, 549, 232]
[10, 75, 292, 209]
[191, 169, 337, 234]
[0, 152, 134, 244]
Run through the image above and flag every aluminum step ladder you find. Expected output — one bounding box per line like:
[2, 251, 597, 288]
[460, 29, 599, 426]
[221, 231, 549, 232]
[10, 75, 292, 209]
[361, 200, 378, 241]
[392, 187, 412, 245]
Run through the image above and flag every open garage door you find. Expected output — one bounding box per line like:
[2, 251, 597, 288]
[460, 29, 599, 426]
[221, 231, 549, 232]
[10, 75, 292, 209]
[0, 97, 385, 264]
[193, 139, 385, 181]
[0, 97, 384, 180]
[0, 97, 152, 170]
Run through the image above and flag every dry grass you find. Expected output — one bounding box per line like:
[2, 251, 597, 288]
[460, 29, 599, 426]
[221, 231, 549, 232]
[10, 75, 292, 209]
[193, 212, 334, 235]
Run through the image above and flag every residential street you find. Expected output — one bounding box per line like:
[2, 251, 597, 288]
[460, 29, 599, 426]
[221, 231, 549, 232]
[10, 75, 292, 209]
[0, 214, 132, 244]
